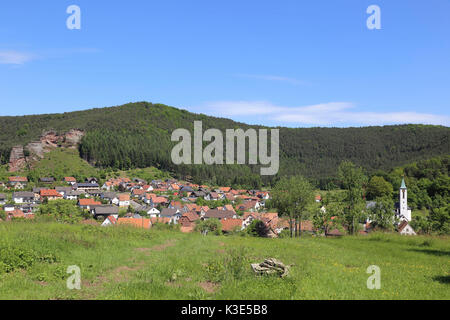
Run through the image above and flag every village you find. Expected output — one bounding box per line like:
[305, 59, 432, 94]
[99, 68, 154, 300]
[0, 174, 416, 236]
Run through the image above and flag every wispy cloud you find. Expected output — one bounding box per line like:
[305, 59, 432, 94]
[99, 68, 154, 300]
[235, 73, 307, 86]
[0, 50, 36, 65]
[0, 47, 100, 66]
[199, 101, 450, 126]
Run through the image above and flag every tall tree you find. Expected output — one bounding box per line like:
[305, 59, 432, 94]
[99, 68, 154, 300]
[367, 176, 393, 200]
[272, 176, 314, 238]
[338, 161, 368, 234]
[368, 195, 396, 231]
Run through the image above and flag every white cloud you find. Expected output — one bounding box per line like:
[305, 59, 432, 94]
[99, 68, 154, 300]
[200, 101, 450, 126]
[0, 50, 35, 65]
[235, 73, 307, 86]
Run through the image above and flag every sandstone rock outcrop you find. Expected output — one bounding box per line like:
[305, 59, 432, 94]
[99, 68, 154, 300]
[8, 129, 85, 172]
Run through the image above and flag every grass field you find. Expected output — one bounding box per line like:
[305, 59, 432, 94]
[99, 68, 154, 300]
[0, 221, 448, 300]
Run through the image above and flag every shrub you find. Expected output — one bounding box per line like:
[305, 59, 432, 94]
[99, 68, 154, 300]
[195, 218, 222, 235]
[0, 247, 59, 274]
[205, 247, 251, 282]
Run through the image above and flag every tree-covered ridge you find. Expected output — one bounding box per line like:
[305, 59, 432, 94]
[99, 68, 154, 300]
[0, 102, 448, 187]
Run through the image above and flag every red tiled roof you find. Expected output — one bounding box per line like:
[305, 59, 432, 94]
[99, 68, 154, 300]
[10, 209, 25, 218]
[221, 218, 243, 232]
[152, 196, 167, 204]
[150, 217, 171, 224]
[40, 189, 63, 197]
[64, 177, 76, 182]
[119, 194, 130, 201]
[8, 176, 28, 182]
[79, 199, 101, 206]
[181, 211, 199, 222]
[132, 189, 145, 196]
[117, 218, 151, 229]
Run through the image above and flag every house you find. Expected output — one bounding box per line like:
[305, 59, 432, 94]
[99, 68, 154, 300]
[93, 206, 120, 220]
[78, 198, 102, 210]
[221, 218, 243, 233]
[218, 204, 236, 214]
[204, 209, 236, 220]
[150, 217, 171, 225]
[237, 200, 260, 212]
[179, 211, 200, 228]
[3, 204, 15, 212]
[131, 188, 146, 198]
[169, 201, 183, 211]
[12, 192, 35, 204]
[8, 176, 28, 189]
[101, 192, 119, 205]
[39, 177, 55, 184]
[133, 178, 147, 185]
[398, 220, 417, 236]
[315, 195, 322, 203]
[138, 206, 160, 217]
[101, 215, 118, 227]
[205, 192, 221, 201]
[242, 212, 259, 229]
[8, 209, 26, 219]
[144, 194, 168, 206]
[180, 186, 194, 193]
[64, 177, 77, 185]
[142, 185, 153, 192]
[87, 190, 103, 198]
[55, 187, 72, 197]
[85, 177, 99, 184]
[0, 193, 6, 205]
[65, 190, 83, 200]
[74, 183, 100, 192]
[160, 208, 182, 224]
[18, 203, 39, 214]
[118, 194, 130, 208]
[40, 189, 63, 201]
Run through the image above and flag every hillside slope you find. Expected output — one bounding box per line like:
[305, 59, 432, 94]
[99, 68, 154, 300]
[0, 102, 449, 187]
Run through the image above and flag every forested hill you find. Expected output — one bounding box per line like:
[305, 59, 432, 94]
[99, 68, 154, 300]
[0, 102, 449, 188]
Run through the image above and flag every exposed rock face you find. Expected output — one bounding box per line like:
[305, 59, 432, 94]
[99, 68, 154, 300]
[64, 129, 84, 147]
[8, 129, 85, 172]
[9, 146, 27, 172]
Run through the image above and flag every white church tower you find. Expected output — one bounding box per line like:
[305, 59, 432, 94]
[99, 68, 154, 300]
[399, 177, 412, 222]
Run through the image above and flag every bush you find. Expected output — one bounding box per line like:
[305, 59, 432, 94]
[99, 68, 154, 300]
[195, 218, 222, 235]
[0, 247, 59, 274]
[205, 247, 251, 282]
[246, 220, 270, 237]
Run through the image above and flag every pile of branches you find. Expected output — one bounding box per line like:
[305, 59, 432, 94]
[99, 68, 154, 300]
[251, 258, 291, 278]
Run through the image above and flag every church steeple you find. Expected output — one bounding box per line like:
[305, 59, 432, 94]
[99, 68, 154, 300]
[400, 177, 407, 189]
[399, 176, 411, 221]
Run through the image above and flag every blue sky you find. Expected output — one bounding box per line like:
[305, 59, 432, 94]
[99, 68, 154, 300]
[0, 0, 449, 127]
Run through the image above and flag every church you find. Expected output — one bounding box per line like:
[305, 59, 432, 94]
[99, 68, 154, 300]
[396, 177, 412, 222]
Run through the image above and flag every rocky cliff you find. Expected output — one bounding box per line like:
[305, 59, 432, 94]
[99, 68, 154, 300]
[8, 129, 84, 172]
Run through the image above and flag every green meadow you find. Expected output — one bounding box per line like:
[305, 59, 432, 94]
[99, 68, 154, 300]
[0, 221, 448, 300]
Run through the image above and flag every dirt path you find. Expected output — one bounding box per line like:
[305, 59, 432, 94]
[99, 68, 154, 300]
[80, 239, 177, 299]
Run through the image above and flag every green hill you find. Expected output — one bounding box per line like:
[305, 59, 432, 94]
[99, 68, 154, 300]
[0, 102, 449, 188]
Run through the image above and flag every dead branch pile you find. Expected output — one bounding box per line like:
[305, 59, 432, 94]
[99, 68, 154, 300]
[251, 258, 290, 278]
